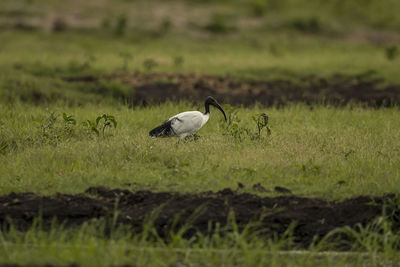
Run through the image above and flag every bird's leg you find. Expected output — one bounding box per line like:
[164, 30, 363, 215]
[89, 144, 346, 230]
[183, 134, 200, 142]
[192, 133, 201, 140]
[175, 138, 182, 148]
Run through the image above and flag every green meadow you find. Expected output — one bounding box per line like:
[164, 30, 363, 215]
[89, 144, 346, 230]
[1, 102, 400, 199]
[1, 0, 400, 265]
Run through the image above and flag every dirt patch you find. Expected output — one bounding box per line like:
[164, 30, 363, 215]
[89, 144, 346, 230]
[94, 72, 400, 107]
[0, 187, 396, 249]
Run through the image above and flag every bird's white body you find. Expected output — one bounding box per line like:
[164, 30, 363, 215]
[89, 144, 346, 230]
[149, 96, 226, 139]
[168, 111, 210, 139]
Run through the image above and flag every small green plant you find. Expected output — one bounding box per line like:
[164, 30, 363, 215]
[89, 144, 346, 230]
[319, 215, 400, 252]
[0, 140, 8, 155]
[84, 119, 100, 136]
[251, 113, 271, 139]
[385, 46, 398, 61]
[62, 112, 76, 137]
[40, 112, 58, 139]
[173, 56, 184, 67]
[38, 112, 78, 144]
[115, 13, 128, 36]
[221, 107, 271, 142]
[269, 43, 284, 57]
[383, 196, 400, 230]
[158, 17, 172, 36]
[84, 114, 117, 137]
[82, 54, 97, 70]
[97, 114, 117, 137]
[250, 0, 268, 17]
[221, 105, 250, 142]
[66, 54, 96, 74]
[226, 121, 250, 142]
[62, 112, 76, 125]
[118, 52, 133, 72]
[143, 58, 158, 72]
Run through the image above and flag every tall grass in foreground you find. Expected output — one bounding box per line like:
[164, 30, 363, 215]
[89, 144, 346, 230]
[1, 211, 400, 266]
[0, 101, 399, 198]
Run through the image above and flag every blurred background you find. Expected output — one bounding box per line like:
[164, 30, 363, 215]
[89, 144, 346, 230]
[2, 0, 400, 38]
[1, 0, 400, 106]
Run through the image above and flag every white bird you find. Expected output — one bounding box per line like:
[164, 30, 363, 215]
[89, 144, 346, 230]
[149, 96, 227, 139]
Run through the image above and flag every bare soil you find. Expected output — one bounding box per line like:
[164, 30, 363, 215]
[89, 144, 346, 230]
[0, 187, 396, 249]
[98, 72, 400, 107]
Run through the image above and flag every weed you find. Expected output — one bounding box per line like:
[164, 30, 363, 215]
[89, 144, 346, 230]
[320, 215, 400, 252]
[62, 113, 77, 125]
[0, 140, 8, 155]
[97, 114, 117, 137]
[143, 58, 159, 72]
[315, 197, 400, 250]
[84, 119, 100, 136]
[173, 56, 184, 67]
[38, 112, 78, 144]
[40, 112, 58, 138]
[222, 105, 250, 142]
[82, 54, 97, 70]
[251, 113, 271, 140]
[383, 196, 400, 230]
[269, 43, 284, 57]
[222, 106, 271, 141]
[66, 56, 96, 74]
[158, 17, 172, 36]
[385, 46, 398, 61]
[61, 112, 76, 136]
[226, 122, 250, 141]
[115, 13, 128, 36]
[118, 52, 133, 72]
[84, 114, 117, 137]
[250, 0, 268, 17]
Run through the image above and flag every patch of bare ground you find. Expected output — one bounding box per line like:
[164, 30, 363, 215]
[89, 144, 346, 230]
[346, 27, 400, 45]
[82, 72, 400, 107]
[0, 187, 396, 249]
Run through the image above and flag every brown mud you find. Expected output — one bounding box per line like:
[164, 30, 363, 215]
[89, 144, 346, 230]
[0, 187, 397, 249]
[90, 72, 400, 107]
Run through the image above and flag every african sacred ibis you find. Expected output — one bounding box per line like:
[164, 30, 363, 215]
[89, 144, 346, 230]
[149, 96, 227, 139]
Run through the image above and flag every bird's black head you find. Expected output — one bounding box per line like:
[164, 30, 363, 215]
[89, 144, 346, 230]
[205, 96, 227, 121]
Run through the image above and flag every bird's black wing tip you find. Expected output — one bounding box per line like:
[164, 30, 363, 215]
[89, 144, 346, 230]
[149, 120, 174, 138]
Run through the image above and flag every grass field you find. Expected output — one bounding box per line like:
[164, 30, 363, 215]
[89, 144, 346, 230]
[1, 223, 398, 267]
[1, 0, 400, 266]
[1, 102, 400, 198]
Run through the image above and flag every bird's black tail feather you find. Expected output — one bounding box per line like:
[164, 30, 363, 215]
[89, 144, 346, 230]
[149, 120, 174, 137]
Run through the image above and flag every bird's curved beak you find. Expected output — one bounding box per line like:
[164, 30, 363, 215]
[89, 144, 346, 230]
[211, 102, 227, 121]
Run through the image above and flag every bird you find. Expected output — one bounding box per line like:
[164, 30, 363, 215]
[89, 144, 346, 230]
[149, 96, 227, 139]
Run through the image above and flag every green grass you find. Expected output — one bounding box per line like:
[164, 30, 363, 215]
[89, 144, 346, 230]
[1, 1, 400, 263]
[0, 31, 399, 85]
[1, 214, 400, 266]
[1, 101, 399, 199]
